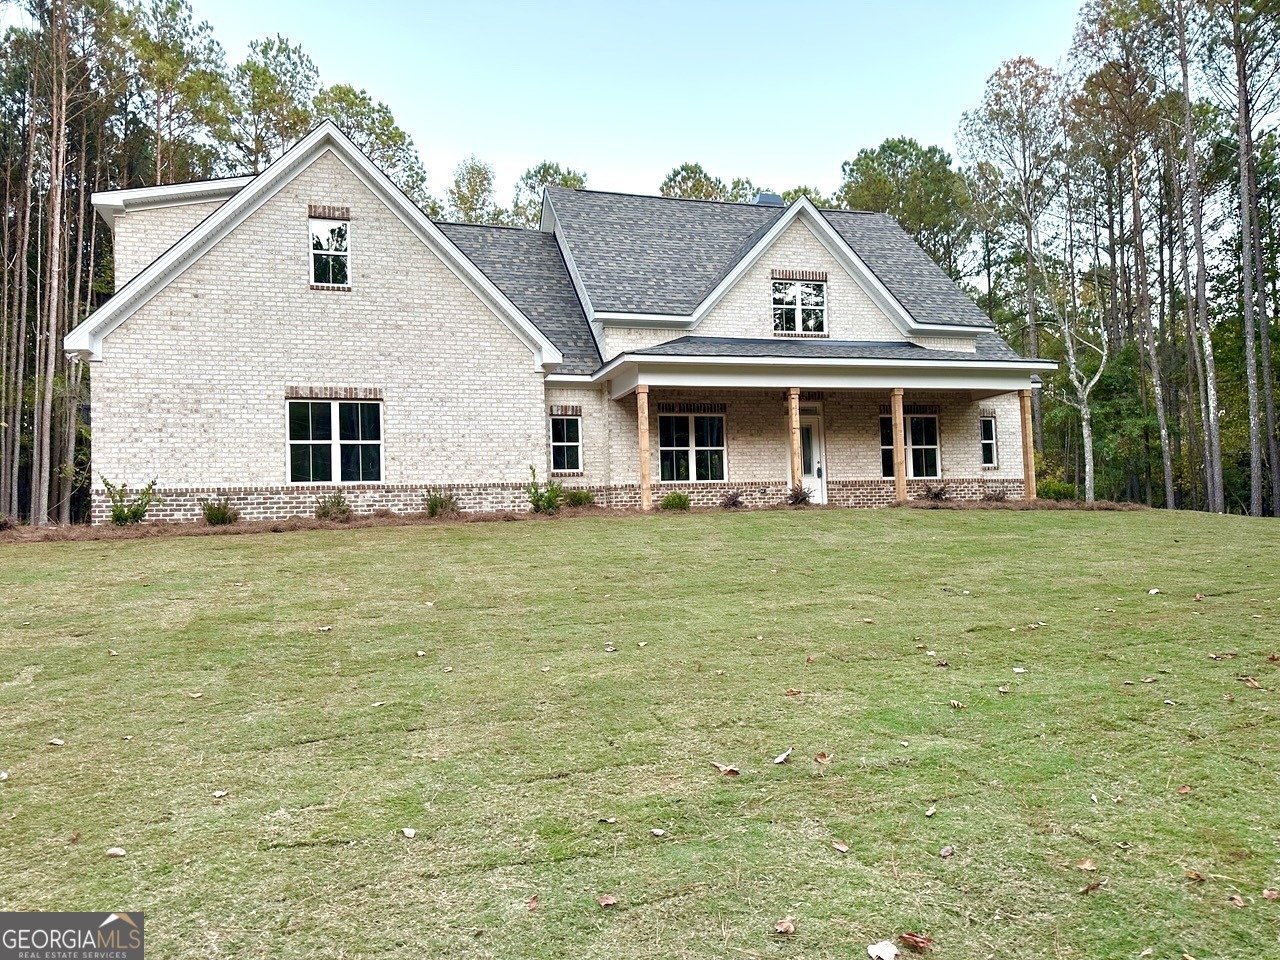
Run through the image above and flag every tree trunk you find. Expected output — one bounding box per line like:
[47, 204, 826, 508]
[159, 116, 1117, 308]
[1023, 216, 1044, 451]
[1247, 139, 1279, 515]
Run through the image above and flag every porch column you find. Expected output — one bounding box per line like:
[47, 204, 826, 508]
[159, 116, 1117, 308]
[1019, 389, 1037, 500]
[787, 387, 802, 489]
[637, 384, 652, 510]
[890, 387, 907, 503]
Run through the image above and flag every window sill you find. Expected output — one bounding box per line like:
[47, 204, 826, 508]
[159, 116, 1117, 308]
[773, 331, 829, 339]
[551, 471, 584, 478]
[657, 479, 728, 485]
[310, 283, 352, 292]
[981, 464, 1001, 471]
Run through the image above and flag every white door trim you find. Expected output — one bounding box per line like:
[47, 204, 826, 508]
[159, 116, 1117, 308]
[789, 405, 828, 504]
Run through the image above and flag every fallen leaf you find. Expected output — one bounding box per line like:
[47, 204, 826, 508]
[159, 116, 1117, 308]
[899, 931, 934, 953]
[939, 845, 955, 858]
[598, 817, 617, 824]
[107, 649, 118, 657]
[1164, 700, 1177, 706]
[212, 790, 228, 799]
[48, 738, 64, 746]
[1269, 653, 1279, 662]
[317, 626, 332, 632]
[1077, 857, 1097, 871]
[1208, 652, 1237, 660]
[442, 666, 453, 673]
[935, 660, 949, 667]
[805, 655, 815, 664]
[638, 641, 647, 647]
[68, 830, 80, 844]
[105, 847, 126, 858]
[784, 688, 801, 696]
[527, 895, 539, 912]
[1224, 692, 1236, 702]
[868, 940, 899, 960]
[1194, 594, 1205, 601]
[1229, 894, 1245, 908]
[1241, 676, 1261, 689]
[710, 762, 740, 776]
[1115, 841, 1132, 849]
[1263, 889, 1278, 900]
[1077, 880, 1103, 894]
[186, 692, 203, 700]
[1184, 868, 1205, 882]
[603, 645, 616, 653]
[1177, 785, 1192, 795]
[925, 805, 936, 817]
[1148, 588, 1161, 595]
[416, 651, 425, 657]
[949, 700, 965, 709]
[424, 601, 434, 608]
[774, 916, 796, 935]
[1091, 794, 1099, 803]
[832, 839, 850, 854]
[1013, 667, 1027, 674]
[773, 747, 793, 764]
[0, 771, 8, 782]
[401, 827, 416, 839]
[998, 685, 1010, 694]
[862, 618, 875, 624]
[597, 894, 618, 908]
[1122, 680, 1134, 685]
[1142, 676, 1157, 683]
[814, 752, 833, 765]
[651, 828, 665, 837]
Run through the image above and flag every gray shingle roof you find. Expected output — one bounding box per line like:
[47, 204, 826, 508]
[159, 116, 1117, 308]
[437, 223, 600, 375]
[626, 333, 1023, 363]
[545, 187, 995, 330]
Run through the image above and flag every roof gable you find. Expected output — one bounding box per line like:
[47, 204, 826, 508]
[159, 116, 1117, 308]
[65, 122, 564, 370]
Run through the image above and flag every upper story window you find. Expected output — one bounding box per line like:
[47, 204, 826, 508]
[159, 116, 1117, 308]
[772, 277, 826, 335]
[288, 399, 381, 483]
[310, 218, 349, 287]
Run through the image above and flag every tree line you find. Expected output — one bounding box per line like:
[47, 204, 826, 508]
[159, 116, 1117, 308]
[1, 0, 1276, 522]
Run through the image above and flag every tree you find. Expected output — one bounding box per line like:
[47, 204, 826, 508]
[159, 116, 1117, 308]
[447, 155, 505, 224]
[781, 185, 828, 205]
[313, 83, 435, 213]
[834, 136, 974, 279]
[660, 162, 727, 200]
[229, 35, 317, 174]
[509, 160, 585, 227]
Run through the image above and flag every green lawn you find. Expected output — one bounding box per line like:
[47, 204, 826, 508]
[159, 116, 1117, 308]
[1, 509, 1278, 959]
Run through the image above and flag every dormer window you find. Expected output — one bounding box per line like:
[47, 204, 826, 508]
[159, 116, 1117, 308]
[310, 216, 349, 287]
[771, 271, 826, 335]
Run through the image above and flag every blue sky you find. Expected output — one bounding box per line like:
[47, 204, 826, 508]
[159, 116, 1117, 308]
[195, 0, 1079, 200]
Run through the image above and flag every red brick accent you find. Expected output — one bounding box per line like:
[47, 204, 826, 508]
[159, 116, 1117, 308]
[308, 204, 350, 219]
[285, 386, 384, 400]
[770, 268, 828, 282]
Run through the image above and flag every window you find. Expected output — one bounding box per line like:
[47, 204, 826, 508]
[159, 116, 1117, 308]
[310, 218, 349, 286]
[772, 280, 826, 334]
[879, 415, 941, 479]
[659, 414, 725, 482]
[288, 400, 381, 482]
[550, 416, 582, 473]
[980, 416, 998, 467]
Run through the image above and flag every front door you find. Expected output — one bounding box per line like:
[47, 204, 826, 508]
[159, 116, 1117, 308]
[794, 412, 827, 504]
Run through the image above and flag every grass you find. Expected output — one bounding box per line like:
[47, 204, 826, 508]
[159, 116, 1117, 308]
[0, 509, 1277, 959]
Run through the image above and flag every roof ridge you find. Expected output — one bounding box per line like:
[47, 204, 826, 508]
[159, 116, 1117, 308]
[546, 185, 786, 209]
[435, 220, 543, 233]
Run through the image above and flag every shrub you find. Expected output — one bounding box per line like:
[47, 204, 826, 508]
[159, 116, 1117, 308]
[199, 498, 240, 525]
[526, 466, 564, 514]
[786, 484, 812, 506]
[921, 483, 951, 502]
[102, 477, 161, 525]
[980, 487, 1008, 503]
[314, 491, 353, 522]
[0, 514, 15, 531]
[564, 489, 596, 508]
[719, 489, 744, 509]
[1037, 478, 1079, 501]
[660, 492, 691, 511]
[424, 488, 460, 517]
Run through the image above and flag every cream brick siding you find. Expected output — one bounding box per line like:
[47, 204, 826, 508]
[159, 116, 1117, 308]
[909, 335, 977, 352]
[112, 200, 228, 291]
[598, 219, 911, 359]
[92, 150, 544, 508]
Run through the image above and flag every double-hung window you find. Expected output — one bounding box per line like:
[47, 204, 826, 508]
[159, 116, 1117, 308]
[659, 414, 725, 482]
[879, 415, 941, 479]
[310, 218, 349, 286]
[288, 400, 381, 482]
[550, 416, 582, 473]
[772, 280, 826, 334]
[980, 416, 998, 467]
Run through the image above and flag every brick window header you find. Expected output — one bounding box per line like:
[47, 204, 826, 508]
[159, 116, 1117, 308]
[548, 404, 582, 417]
[878, 403, 941, 416]
[286, 386, 383, 400]
[771, 268, 828, 282]
[656, 402, 727, 415]
[308, 203, 350, 220]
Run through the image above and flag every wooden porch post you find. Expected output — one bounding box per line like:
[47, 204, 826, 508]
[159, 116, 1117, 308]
[787, 387, 802, 489]
[637, 385, 652, 510]
[890, 387, 907, 503]
[1019, 389, 1037, 500]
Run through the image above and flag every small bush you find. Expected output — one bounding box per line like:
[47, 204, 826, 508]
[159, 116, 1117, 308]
[660, 492, 691, 511]
[719, 490, 744, 509]
[199, 498, 240, 525]
[980, 487, 1008, 503]
[314, 491, 353, 522]
[564, 489, 596, 508]
[921, 483, 951, 502]
[786, 484, 812, 506]
[1037, 478, 1079, 501]
[0, 514, 15, 531]
[424, 488, 460, 517]
[102, 477, 161, 525]
[526, 466, 564, 514]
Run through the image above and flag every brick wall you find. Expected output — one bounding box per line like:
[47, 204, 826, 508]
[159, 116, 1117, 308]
[113, 200, 229, 291]
[93, 150, 546, 500]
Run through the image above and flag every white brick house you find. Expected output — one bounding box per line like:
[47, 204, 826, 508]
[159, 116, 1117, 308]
[65, 123, 1055, 522]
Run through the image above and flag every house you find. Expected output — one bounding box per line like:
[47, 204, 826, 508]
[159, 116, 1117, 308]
[64, 123, 1055, 523]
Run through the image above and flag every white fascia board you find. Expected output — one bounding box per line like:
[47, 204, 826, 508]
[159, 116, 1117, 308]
[544, 373, 595, 383]
[595, 311, 697, 328]
[542, 192, 597, 326]
[593, 351, 1057, 382]
[66, 123, 563, 371]
[93, 177, 254, 231]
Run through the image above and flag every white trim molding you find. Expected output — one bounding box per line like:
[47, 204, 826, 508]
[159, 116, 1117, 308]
[92, 177, 255, 231]
[67, 122, 564, 372]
